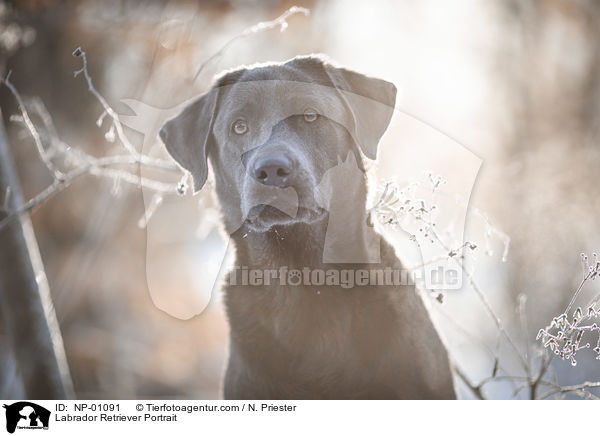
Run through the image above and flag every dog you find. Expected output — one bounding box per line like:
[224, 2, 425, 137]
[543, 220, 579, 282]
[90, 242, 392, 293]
[159, 55, 456, 399]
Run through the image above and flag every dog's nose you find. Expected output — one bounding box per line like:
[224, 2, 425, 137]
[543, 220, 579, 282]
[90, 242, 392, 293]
[252, 156, 293, 187]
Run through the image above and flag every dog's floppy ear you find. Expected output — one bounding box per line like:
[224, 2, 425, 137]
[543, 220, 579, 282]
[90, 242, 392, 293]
[159, 89, 218, 193]
[324, 63, 397, 160]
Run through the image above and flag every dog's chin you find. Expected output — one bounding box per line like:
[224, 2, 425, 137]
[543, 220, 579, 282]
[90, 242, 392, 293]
[245, 204, 327, 232]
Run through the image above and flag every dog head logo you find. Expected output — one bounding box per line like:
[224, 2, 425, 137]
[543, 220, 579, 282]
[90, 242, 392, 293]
[120, 55, 481, 318]
[2, 402, 50, 433]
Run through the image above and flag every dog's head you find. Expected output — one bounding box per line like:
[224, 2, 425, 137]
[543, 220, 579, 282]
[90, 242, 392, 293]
[160, 56, 396, 233]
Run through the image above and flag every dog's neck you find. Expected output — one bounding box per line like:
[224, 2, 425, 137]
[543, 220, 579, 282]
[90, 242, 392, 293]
[230, 206, 379, 270]
[232, 216, 328, 269]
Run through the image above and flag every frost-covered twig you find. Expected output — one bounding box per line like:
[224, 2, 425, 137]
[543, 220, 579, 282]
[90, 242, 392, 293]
[0, 154, 177, 232]
[1, 71, 65, 180]
[370, 174, 600, 399]
[536, 253, 600, 366]
[374, 178, 600, 398]
[0, 49, 185, 233]
[72, 47, 139, 157]
[371, 177, 529, 373]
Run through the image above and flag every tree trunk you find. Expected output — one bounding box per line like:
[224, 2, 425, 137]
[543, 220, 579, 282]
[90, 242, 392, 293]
[0, 115, 73, 399]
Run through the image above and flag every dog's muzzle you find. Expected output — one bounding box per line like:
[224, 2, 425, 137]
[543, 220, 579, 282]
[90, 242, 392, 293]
[241, 151, 326, 231]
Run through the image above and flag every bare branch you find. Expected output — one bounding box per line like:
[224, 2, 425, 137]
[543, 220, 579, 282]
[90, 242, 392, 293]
[0, 67, 184, 233]
[373, 180, 529, 373]
[0, 154, 179, 233]
[1, 186, 10, 212]
[451, 240, 530, 373]
[1, 71, 65, 180]
[192, 6, 310, 82]
[537, 381, 600, 400]
[518, 293, 532, 378]
[530, 350, 554, 399]
[72, 47, 139, 157]
[452, 364, 486, 400]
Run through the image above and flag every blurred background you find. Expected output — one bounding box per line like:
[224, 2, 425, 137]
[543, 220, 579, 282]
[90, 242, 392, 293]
[0, 0, 599, 399]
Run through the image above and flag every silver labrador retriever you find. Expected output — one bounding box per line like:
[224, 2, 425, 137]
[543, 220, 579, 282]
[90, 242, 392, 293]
[160, 55, 456, 399]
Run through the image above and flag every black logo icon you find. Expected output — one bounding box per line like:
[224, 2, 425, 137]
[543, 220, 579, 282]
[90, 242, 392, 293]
[2, 402, 50, 434]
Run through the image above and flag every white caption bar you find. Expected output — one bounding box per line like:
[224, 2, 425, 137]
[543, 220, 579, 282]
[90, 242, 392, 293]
[0, 400, 591, 435]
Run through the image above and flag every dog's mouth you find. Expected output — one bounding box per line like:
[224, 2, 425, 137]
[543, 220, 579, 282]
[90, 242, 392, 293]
[245, 204, 327, 231]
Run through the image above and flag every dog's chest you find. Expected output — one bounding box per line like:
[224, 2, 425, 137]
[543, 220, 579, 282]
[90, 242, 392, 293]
[225, 284, 399, 372]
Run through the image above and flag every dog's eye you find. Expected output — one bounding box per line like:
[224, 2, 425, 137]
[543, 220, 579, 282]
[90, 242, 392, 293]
[232, 119, 248, 135]
[303, 108, 318, 123]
